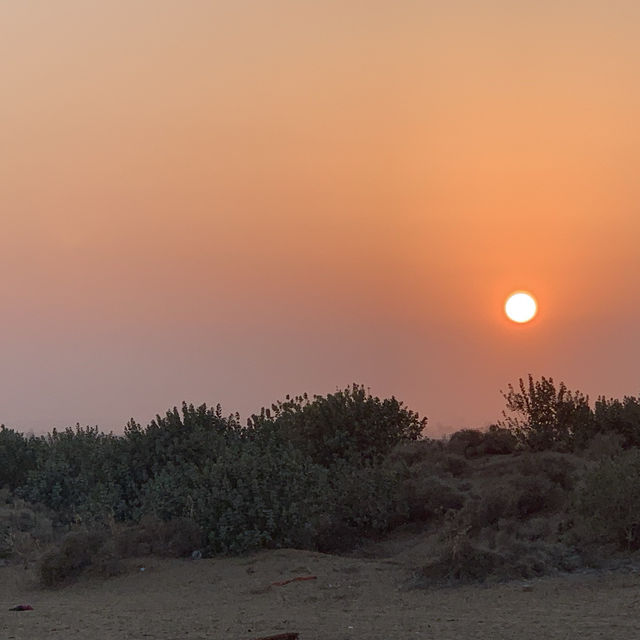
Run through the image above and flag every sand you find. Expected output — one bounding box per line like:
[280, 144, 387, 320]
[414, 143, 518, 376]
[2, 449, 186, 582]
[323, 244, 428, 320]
[2, 548, 639, 640]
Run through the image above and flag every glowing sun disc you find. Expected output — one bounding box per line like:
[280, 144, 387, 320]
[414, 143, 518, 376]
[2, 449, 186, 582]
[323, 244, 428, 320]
[505, 292, 537, 323]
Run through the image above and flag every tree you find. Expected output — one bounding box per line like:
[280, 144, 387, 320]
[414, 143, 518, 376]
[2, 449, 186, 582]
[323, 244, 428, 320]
[499, 375, 595, 451]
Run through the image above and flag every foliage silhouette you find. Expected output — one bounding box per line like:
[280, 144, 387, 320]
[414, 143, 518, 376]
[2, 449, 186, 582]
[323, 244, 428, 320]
[0, 426, 40, 490]
[2, 377, 640, 586]
[248, 384, 426, 466]
[593, 395, 640, 448]
[500, 375, 595, 451]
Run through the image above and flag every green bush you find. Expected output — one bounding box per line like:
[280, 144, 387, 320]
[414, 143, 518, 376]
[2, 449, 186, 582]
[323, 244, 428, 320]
[447, 429, 485, 458]
[455, 470, 566, 533]
[438, 454, 469, 478]
[517, 452, 578, 491]
[18, 404, 243, 525]
[9, 382, 640, 577]
[116, 403, 242, 520]
[123, 403, 241, 481]
[180, 439, 331, 554]
[249, 384, 426, 466]
[137, 438, 415, 555]
[7, 393, 429, 560]
[462, 488, 513, 529]
[0, 426, 40, 490]
[447, 426, 516, 459]
[401, 472, 465, 522]
[577, 450, 640, 550]
[388, 440, 442, 467]
[583, 431, 624, 460]
[513, 475, 557, 517]
[482, 425, 518, 455]
[19, 426, 124, 523]
[328, 460, 409, 534]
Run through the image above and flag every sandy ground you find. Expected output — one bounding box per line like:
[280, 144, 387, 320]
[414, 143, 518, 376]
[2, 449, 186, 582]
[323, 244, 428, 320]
[2, 546, 640, 640]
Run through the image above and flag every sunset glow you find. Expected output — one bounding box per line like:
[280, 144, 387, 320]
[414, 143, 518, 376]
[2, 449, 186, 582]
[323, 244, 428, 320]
[2, 2, 640, 435]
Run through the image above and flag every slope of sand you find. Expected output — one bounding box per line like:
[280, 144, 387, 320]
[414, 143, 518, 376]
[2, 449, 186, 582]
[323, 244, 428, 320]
[2, 547, 639, 640]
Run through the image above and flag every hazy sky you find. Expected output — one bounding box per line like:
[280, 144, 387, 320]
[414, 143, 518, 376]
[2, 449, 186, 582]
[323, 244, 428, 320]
[2, 1, 640, 435]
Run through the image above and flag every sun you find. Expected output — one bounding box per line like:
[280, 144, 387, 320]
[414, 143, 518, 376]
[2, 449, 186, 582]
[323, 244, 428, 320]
[505, 291, 537, 323]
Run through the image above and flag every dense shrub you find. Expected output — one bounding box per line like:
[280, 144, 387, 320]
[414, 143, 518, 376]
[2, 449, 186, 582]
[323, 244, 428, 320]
[438, 454, 469, 478]
[461, 488, 512, 530]
[454, 467, 569, 536]
[482, 425, 518, 455]
[0, 426, 40, 490]
[583, 431, 624, 460]
[401, 473, 465, 522]
[388, 440, 468, 478]
[314, 460, 410, 550]
[249, 384, 426, 466]
[17, 404, 243, 524]
[447, 429, 485, 457]
[388, 439, 442, 467]
[18, 426, 123, 523]
[140, 437, 333, 555]
[123, 403, 241, 481]
[136, 441, 417, 555]
[116, 403, 243, 519]
[4, 378, 640, 587]
[577, 450, 640, 550]
[447, 426, 517, 459]
[1, 390, 431, 562]
[593, 396, 640, 448]
[512, 475, 557, 517]
[517, 452, 578, 491]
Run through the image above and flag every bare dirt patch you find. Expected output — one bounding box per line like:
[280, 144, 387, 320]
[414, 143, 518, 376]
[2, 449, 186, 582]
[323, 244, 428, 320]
[2, 549, 639, 640]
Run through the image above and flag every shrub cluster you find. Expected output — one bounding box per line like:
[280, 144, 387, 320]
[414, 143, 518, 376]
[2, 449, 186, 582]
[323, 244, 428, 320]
[3, 376, 640, 588]
[575, 449, 640, 550]
[248, 384, 426, 465]
[0, 385, 426, 582]
[447, 426, 517, 458]
[499, 374, 640, 452]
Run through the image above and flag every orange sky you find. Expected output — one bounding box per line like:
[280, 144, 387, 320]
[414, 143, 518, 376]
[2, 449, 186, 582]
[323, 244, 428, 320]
[2, 1, 640, 435]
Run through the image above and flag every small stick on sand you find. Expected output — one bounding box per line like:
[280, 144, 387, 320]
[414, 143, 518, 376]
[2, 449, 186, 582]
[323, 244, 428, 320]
[271, 576, 317, 587]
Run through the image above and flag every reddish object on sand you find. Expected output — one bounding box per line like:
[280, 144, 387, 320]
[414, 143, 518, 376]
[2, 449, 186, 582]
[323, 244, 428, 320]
[252, 634, 299, 640]
[9, 605, 33, 611]
[271, 576, 317, 587]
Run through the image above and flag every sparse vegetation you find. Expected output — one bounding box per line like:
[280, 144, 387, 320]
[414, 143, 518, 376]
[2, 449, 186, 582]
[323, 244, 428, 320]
[39, 529, 116, 586]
